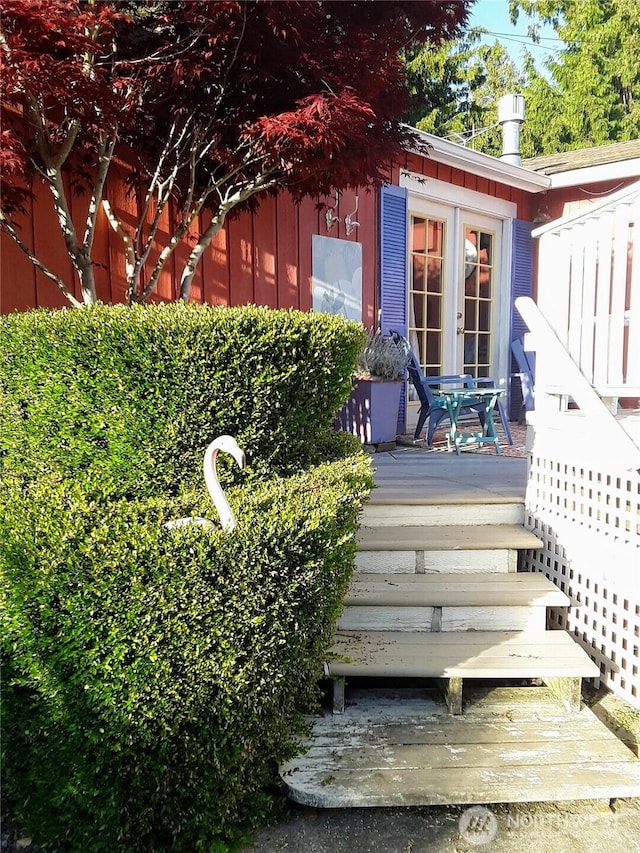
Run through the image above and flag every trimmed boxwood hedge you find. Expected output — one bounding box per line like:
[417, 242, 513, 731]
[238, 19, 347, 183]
[0, 303, 364, 498]
[0, 304, 373, 851]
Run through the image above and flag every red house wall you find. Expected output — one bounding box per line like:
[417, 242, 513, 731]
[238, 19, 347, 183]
[544, 176, 639, 222]
[1, 154, 534, 319]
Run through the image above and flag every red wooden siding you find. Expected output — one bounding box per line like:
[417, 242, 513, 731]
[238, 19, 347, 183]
[1, 192, 37, 313]
[542, 177, 639, 222]
[1, 168, 379, 324]
[1, 152, 534, 320]
[392, 153, 534, 221]
[275, 192, 299, 310]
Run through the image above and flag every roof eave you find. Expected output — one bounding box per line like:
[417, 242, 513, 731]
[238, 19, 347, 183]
[403, 128, 551, 194]
[545, 158, 640, 188]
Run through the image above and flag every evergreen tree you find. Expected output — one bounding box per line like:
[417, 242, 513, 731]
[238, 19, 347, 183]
[512, 0, 640, 154]
[404, 32, 523, 154]
[404, 29, 486, 142]
[405, 0, 639, 157]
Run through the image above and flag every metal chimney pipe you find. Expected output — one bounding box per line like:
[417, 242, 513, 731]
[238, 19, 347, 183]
[498, 94, 525, 166]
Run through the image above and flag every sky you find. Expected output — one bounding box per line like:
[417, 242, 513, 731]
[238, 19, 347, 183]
[467, 0, 562, 72]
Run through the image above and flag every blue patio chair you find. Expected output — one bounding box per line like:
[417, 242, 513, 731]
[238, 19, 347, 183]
[390, 331, 513, 446]
[511, 338, 535, 420]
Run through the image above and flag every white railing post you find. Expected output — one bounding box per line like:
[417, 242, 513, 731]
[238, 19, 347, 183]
[533, 181, 640, 399]
[607, 203, 630, 387]
[593, 211, 614, 390]
[626, 196, 640, 387]
[517, 292, 640, 710]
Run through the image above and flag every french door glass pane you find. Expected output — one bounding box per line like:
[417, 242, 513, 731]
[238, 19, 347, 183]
[409, 215, 444, 385]
[463, 226, 494, 377]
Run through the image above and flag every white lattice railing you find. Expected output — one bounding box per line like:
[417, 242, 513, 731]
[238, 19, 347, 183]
[533, 180, 640, 402]
[516, 295, 640, 708]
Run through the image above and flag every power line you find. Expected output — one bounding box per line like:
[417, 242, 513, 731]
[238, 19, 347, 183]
[485, 31, 567, 44]
[477, 31, 560, 52]
[478, 28, 632, 51]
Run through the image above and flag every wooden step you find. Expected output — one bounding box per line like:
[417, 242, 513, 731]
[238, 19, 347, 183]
[327, 630, 600, 714]
[356, 525, 542, 574]
[281, 687, 640, 808]
[328, 630, 599, 680]
[337, 572, 569, 633]
[362, 499, 524, 527]
[344, 572, 568, 608]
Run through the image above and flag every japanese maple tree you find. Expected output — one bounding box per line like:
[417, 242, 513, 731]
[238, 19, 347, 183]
[1, 0, 470, 306]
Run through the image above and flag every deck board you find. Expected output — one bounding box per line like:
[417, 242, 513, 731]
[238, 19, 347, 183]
[357, 525, 543, 551]
[328, 630, 600, 679]
[281, 688, 640, 808]
[345, 573, 569, 607]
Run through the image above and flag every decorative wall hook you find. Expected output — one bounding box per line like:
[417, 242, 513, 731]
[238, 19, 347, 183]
[325, 190, 341, 231]
[344, 196, 360, 236]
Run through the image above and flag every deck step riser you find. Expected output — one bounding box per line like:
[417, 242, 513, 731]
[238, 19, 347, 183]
[355, 549, 517, 574]
[362, 503, 524, 527]
[337, 605, 546, 632]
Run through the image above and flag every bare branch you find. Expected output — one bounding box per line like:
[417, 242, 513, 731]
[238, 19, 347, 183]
[25, 91, 80, 171]
[135, 123, 178, 253]
[179, 169, 279, 301]
[50, 119, 81, 170]
[215, 4, 248, 112]
[130, 117, 218, 299]
[41, 162, 82, 261]
[130, 191, 172, 296]
[132, 219, 191, 304]
[102, 199, 136, 286]
[118, 25, 210, 66]
[83, 132, 117, 253]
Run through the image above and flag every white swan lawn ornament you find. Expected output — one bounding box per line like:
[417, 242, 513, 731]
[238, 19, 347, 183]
[164, 435, 246, 533]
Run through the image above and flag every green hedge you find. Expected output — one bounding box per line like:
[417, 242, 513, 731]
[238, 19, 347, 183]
[0, 303, 364, 498]
[0, 304, 373, 851]
[1, 447, 372, 852]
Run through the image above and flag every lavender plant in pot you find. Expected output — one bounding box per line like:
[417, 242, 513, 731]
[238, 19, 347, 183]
[339, 329, 410, 445]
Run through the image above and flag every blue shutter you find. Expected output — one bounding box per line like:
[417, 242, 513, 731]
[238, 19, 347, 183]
[509, 219, 534, 420]
[380, 184, 408, 335]
[380, 184, 408, 433]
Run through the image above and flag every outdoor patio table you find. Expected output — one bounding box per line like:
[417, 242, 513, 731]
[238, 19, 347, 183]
[439, 387, 505, 456]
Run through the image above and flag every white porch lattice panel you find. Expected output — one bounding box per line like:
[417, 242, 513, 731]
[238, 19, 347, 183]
[521, 441, 640, 708]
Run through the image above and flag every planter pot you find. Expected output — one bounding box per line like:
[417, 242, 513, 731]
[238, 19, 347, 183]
[337, 378, 402, 445]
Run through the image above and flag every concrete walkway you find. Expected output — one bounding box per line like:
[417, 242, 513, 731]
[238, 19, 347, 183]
[243, 799, 640, 852]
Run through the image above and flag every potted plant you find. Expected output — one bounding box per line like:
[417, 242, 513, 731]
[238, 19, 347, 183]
[338, 329, 410, 446]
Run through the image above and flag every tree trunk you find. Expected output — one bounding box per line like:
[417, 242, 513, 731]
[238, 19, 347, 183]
[76, 254, 98, 305]
[179, 215, 224, 301]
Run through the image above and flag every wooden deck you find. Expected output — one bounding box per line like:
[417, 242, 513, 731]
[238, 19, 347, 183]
[357, 524, 543, 550]
[281, 687, 640, 808]
[356, 525, 542, 573]
[279, 448, 640, 808]
[367, 450, 529, 504]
